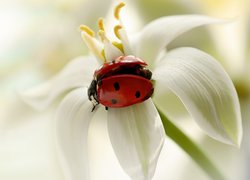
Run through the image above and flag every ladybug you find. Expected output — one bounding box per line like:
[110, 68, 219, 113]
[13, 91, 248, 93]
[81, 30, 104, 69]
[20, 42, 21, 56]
[88, 55, 154, 111]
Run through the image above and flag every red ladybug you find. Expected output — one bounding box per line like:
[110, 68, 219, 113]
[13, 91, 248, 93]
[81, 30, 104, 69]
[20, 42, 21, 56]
[88, 55, 154, 111]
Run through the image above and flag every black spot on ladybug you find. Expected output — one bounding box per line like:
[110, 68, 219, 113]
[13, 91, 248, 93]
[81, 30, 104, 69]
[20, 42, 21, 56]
[111, 99, 118, 104]
[135, 91, 141, 98]
[113, 82, 120, 91]
[97, 80, 103, 86]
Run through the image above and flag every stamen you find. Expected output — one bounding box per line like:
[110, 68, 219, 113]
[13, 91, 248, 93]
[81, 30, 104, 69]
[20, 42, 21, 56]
[114, 2, 125, 20]
[114, 25, 122, 40]
[79, 25, 95, 37]
[81, 30, 105, 63]
[98, 30, 108, 42]
[101, 49, 106, 62]
[98, 18, 105, 31]
[112, 41, 124, 53]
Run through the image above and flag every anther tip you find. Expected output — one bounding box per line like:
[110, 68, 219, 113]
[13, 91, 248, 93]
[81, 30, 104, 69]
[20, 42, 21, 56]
[114, 25, 122, 39]
[114, 2, 126, 20]
[98, 18, 105, 31]
[79, 25, 95, 37]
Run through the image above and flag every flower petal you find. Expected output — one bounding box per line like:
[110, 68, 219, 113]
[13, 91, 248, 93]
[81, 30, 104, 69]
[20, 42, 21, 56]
[20, 56, 98, 111]
[117, 25, 133, 55]
[55, 87, 94, 180]
[135, 15, 223, 68]
[107, 99, 165, 180]
[153, 47, 242, 146]
[103, 39, 123, 61]
[81, 31, 105, 63]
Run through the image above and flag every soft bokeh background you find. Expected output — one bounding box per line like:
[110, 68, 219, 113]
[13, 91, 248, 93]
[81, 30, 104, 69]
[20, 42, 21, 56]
[0, 0, 249, 179]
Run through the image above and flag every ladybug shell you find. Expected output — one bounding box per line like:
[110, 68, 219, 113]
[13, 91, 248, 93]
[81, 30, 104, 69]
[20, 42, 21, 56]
[97, 74, 154, 108]
[94, 55, 147, 79]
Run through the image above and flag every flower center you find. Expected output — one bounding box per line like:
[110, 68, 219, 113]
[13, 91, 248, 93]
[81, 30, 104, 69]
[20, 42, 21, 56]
[79, 2, 132, 64]
[80, 2, 154, 111]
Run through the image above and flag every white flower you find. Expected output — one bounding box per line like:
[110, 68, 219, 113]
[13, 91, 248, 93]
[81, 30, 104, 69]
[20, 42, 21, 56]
[21, 2, 242, 180]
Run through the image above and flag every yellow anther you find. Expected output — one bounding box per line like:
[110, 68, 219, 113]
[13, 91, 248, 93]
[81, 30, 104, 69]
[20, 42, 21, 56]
[98, 18, 105, 31]
[114, 25, 122, 39]
[114, 2, 125, 20]
[79, 25, 95, 37]
[112, 41, 124, 53]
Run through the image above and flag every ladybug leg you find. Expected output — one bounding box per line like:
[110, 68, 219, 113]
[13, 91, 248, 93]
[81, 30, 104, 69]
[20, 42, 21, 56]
[105, 106, 108, 111]
[91, 103, 97, 112]
[90, 96, 99, 112]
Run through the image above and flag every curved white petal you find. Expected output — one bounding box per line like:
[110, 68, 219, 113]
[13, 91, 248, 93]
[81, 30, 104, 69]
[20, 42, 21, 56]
[55, 87, 94, 180]
[81, 32, 105, 63]
[107, 99, 165, 180]
[103, 39, 123, 61]
[153, 47, 242, 146]
[117, 23, 133, 55]
[20, 56, 98, 111]
[134, 15, 223, 68]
